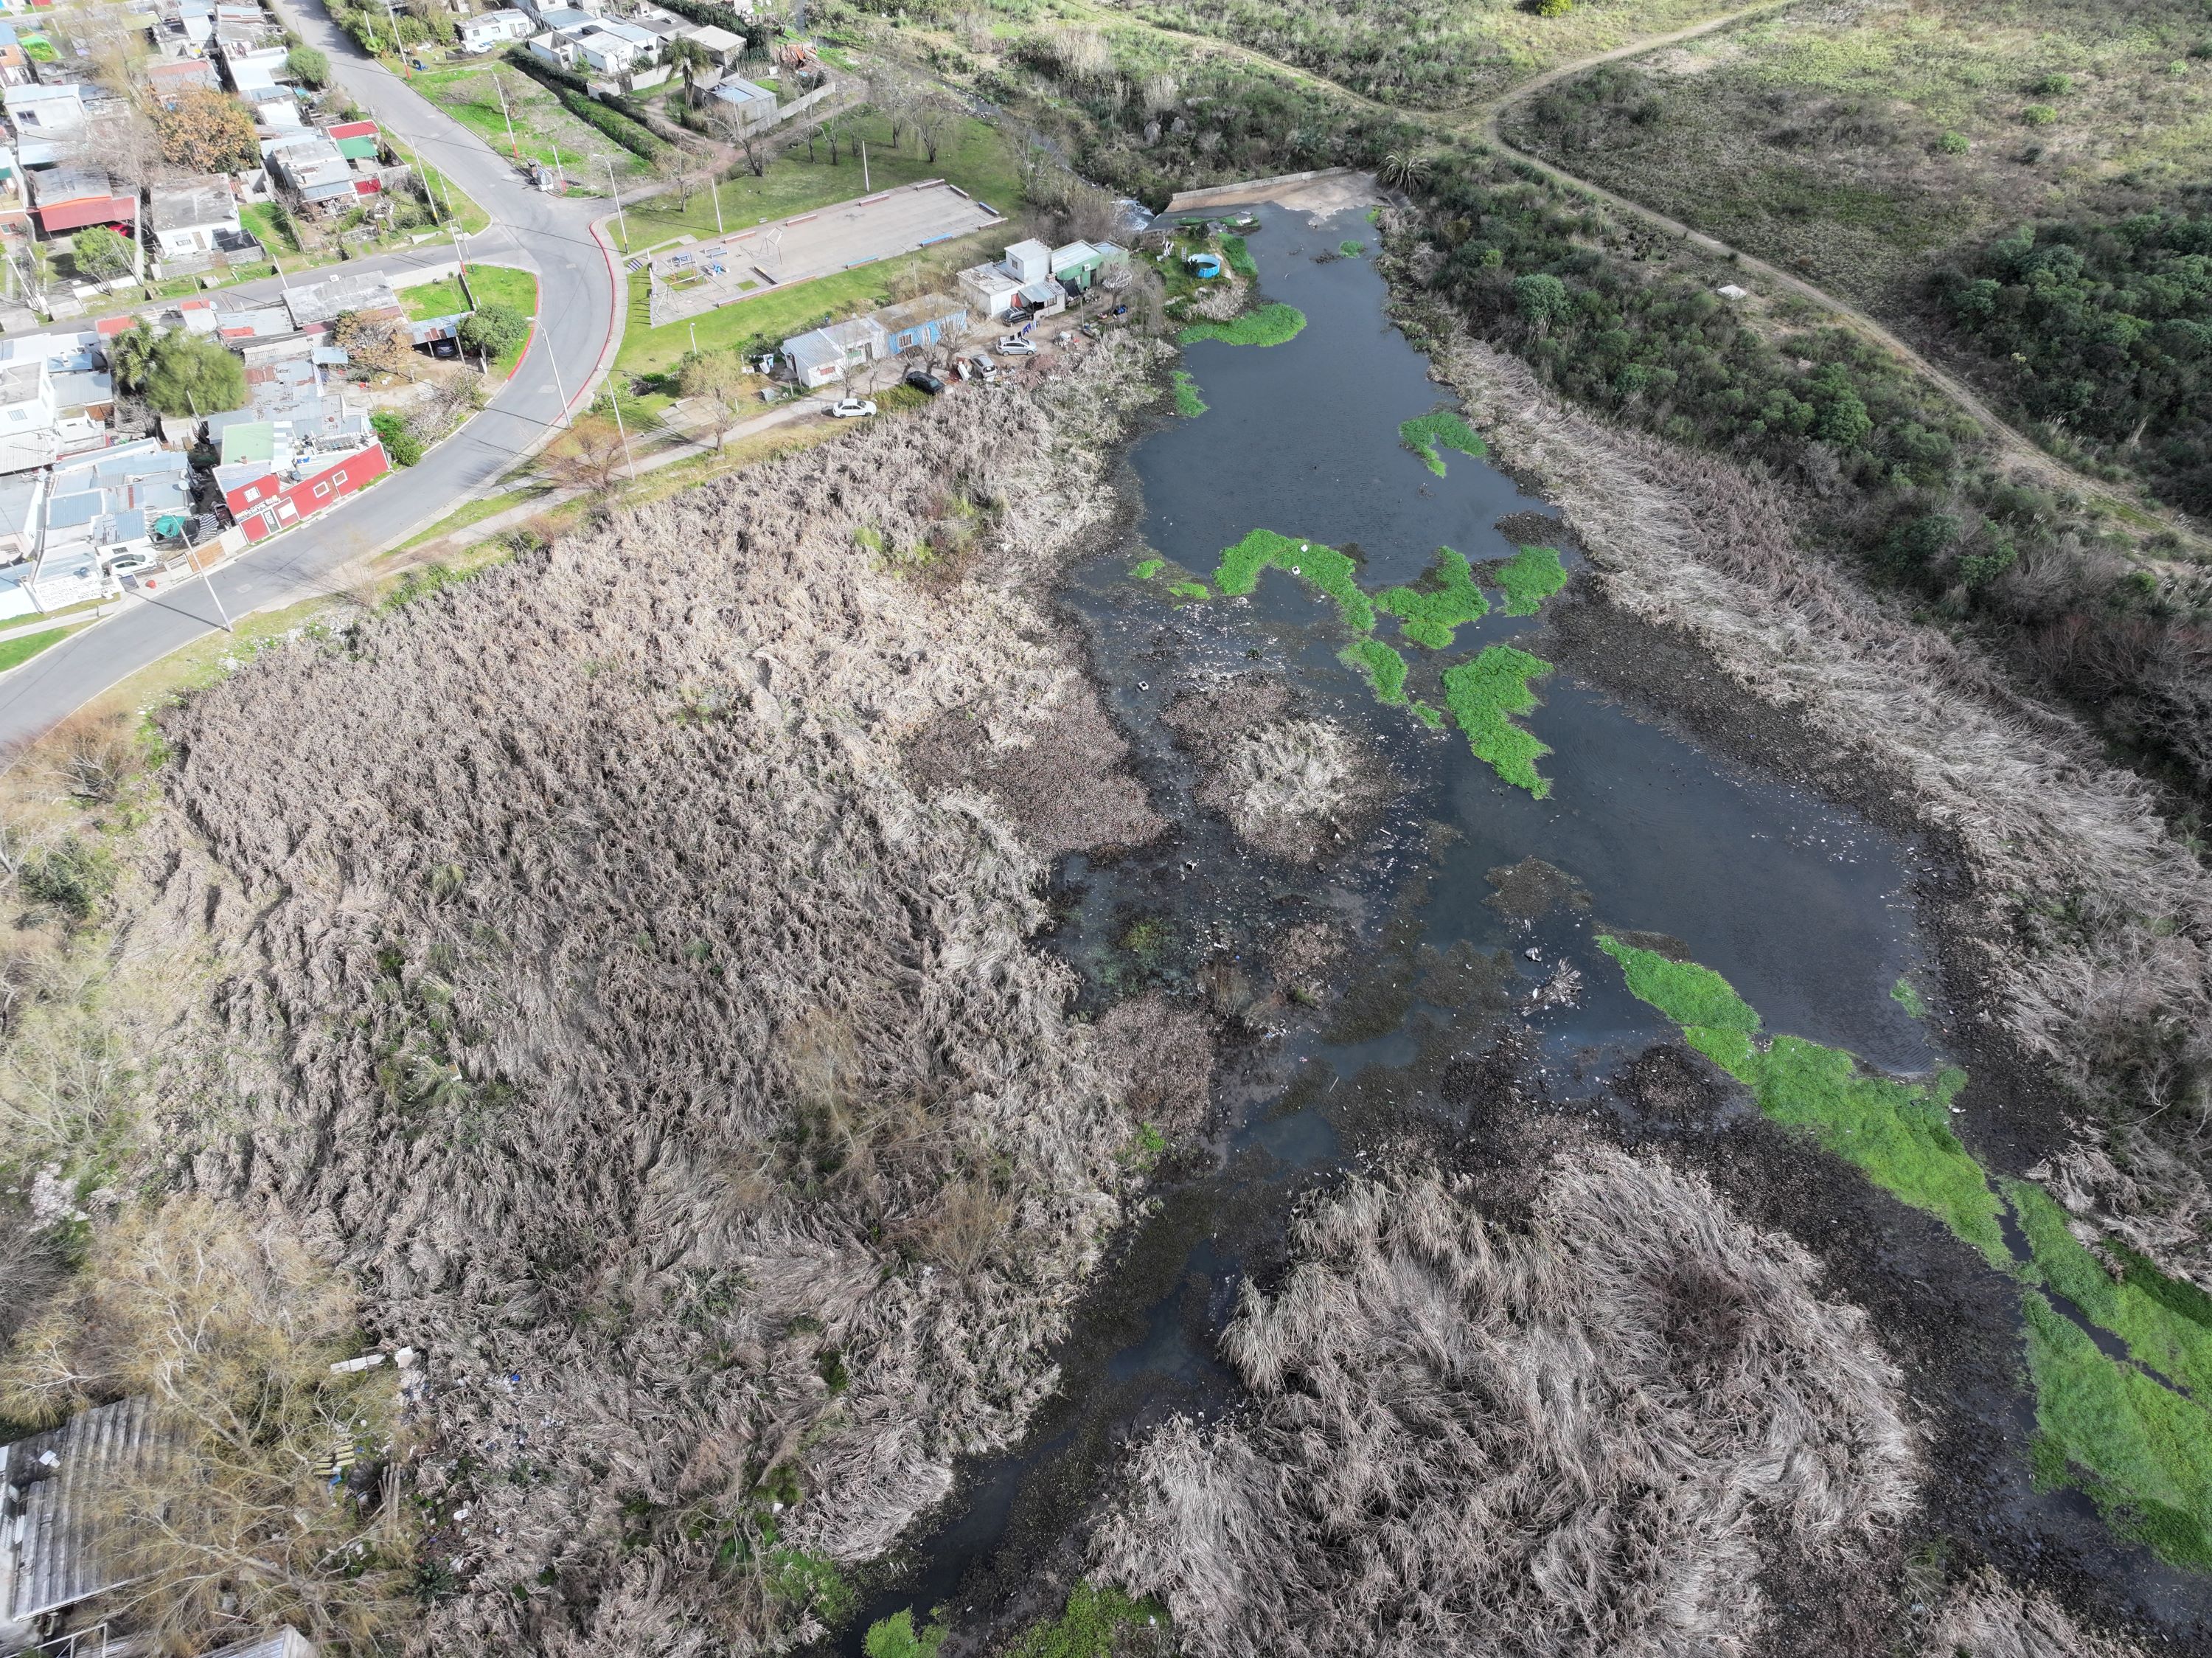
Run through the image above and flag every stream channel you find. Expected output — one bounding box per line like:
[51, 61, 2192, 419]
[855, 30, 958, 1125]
[845, 202, 1976, 1647]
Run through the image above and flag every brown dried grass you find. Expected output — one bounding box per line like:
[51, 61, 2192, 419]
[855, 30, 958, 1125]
[108, 339, 1175, 1653]
[1095, 1146, 1915, 1656]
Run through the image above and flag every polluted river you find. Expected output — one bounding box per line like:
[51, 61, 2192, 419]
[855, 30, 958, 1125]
[843, 199, 2212, 1650]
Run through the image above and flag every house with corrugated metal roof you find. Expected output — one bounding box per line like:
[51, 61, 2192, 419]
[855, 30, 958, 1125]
[0, 1396, 160, 1645]
[872, 294, 966, 355]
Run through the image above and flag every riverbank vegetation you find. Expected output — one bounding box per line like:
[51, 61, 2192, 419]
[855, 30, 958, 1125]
[1377, 545, 1488, 647]
[1441, 644, 1555, 797]
[1397, 409, 1486, 475]
[1098, 1148, 1916, 1650]
[1178, 300, 1307, 347]
[0, 340, 1182, 1656]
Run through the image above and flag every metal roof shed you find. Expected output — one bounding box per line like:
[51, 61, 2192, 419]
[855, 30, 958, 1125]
[206, 1631, 319, 1658]
[1, 1396, 161, 1626]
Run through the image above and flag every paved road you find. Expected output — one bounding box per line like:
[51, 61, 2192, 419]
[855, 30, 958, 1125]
[0, 0, 622, 752]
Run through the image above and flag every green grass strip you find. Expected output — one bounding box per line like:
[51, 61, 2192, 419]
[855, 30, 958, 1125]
[1171, 370, 1208, 417]
[1340, 638, 1409, 706]
[1378, 546, 1489, 649]
[1596, 936, 2006, 1266]
[1214, 529, 1374, 632]
[1006, 1583, 1168, 1658]
[1180, 302, 1307, 348]
[1220, 235, 1257, 279]
[1130, 558, 1165, 580]
[2009, 1180, 2212, 1400]
[1398, 410, 1487, 476]
[0, 625, 75, 673]
[2024, 1289, 2212, 1571]
[1442, 645, 1554, 797]
[1496, 545, 1569, 616]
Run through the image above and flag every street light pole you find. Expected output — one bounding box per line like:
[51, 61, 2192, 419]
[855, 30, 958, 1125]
[181, 518, 232, 633]
[494, 70, 520, 161]
[602, 156, 627, 249]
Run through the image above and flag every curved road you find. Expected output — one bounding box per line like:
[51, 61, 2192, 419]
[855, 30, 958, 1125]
[0, 0, 623, 752]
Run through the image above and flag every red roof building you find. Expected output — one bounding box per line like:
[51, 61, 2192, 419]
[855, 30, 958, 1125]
[229, 443, 388, 543]
[27, 168, 135, 235]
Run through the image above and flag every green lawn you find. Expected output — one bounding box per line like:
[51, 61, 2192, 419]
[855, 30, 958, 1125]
[615, 109, 1023, 252]
[0, 625, 79, 673]
[403, 264, 538, 322]
[412, 63, 649, 182]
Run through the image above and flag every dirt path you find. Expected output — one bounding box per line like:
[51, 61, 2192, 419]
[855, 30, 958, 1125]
[1091, 1, 2211, 561]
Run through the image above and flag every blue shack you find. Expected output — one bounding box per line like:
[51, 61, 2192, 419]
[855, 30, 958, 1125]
[872, 294, 970, 355]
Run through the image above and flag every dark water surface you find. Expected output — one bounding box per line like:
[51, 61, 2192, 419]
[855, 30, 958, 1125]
[842, 204, 1945, 1645]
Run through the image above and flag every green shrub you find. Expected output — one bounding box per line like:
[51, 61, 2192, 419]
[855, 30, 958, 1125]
[2022, 103, 2059, 126]
[19, 838, 116, 920]
[2028, 72, 2073, 95]
[1935, 130, 1969, 154]
[863, 1611, 945, 1658]
[371, 412, 424, 467]
[459, 302, 530, 360]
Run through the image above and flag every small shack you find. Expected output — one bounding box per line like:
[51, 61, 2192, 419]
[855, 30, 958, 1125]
[872, 294, 967, 355]
[1, 1397, 161, 1637]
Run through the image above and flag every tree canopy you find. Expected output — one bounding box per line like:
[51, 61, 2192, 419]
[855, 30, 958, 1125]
[113, 325, 248, 417]
[458, 302, 529, 361]
[156, 89, 260, 173]
[71, 226, 133, 282]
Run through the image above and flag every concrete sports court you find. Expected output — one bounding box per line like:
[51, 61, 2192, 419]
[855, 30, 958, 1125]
[644, 178, 1004, 328]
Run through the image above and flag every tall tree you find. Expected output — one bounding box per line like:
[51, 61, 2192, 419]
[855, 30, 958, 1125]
[155, 89, 259, 173]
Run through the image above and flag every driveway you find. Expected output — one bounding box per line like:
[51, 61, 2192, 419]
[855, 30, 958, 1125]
[0, 0, 623, 753]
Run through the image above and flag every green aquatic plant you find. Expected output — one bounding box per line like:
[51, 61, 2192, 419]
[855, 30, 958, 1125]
[1340, 637, 1410, 705]
[2009, 1179, 2212, 1400]
[1339, 238, 1366, 257]
[1378, 546, 1489, 648]
[1167, 580, 1210, 600]
[1596, 935, 2005, 1263]
[1442, 645, 1554, 797]
[1220, 234, 1257, 278]
[1398, 410, 1488, 476]
[1495, 545, 1569, 615]
[1180, 302, 1307, 347]
[1130, 558, 1165, 580]
[1891, 976, 1929, 1019]
[2023, 1290, 2212, 1570]
[864, 1609, 947, 1658]
[1214, 529, 1375, 632]
[1171, 370, 1208, 417]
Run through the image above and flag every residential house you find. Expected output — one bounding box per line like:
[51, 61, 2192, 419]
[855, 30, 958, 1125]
[526, 3, 594, 30]
[2, 80, 84, 138]
[515, 0, 605, 23]
[26, 166, 134, 235]
[216, 422, 388, 543]
[327, 117, 380, 160]
[781, 316, 887, 388]
[0, 23, 29, 88]
[44, 441, 192, 572]
[685, 22, 743, 65]
[0, 1397, 159, 1641]
[263, 131, 383, 215]
[147, 174, 242, 258]
[145, 55, 221, 101]
[165, 0, 218, 49]
[1001, 237, 1051, 285]
[455, 6, 532, 51]
[220, 37, 289, 97]
[0, 472, 41, 562]
[248, 84, 302, 128]
[281, 268, 403, 333]
[956, 260, 1020, 321]
[0, 352, 54, 475]
[532, 15, 658, 76]
[872, 293, 966, 355]
[708, 74, 774, 132]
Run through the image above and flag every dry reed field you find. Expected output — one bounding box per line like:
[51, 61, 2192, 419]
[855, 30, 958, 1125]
[2, 339, 1183, 1655]
[1096, 1146, 1917, 1655]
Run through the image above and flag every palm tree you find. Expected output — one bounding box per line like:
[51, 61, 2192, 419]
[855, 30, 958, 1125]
[1380, 149, 1430, 192]
[667, 38, 713, 108]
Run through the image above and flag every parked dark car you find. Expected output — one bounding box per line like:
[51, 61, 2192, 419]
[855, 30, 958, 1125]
[904, 369, 945, 395]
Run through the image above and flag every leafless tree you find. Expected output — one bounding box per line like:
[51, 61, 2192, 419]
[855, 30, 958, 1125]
[912, 91, 953, 166]
[540, 414, 627, 495]
[678, 349, 749, 451]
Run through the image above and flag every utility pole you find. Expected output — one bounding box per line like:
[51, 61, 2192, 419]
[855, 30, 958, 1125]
[860, 138, 868, 193]
[494, 70, 520, 161]
[181, 517, 232, 633]
[551, 136, 565, 193]
[602, 156, 627, 249]
[712, 173, 723, 236]
[608, 385, 634, 476]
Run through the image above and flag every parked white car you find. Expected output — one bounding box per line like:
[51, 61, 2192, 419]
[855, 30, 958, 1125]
[828, 397, 877, 418]
[105, 551, 156, 575]
[996, 336, 1038, 356]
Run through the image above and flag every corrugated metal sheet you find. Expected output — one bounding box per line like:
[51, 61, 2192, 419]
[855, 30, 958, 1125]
[3, 1395, 158, 1622]
[204, 1625, 318, 1658]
